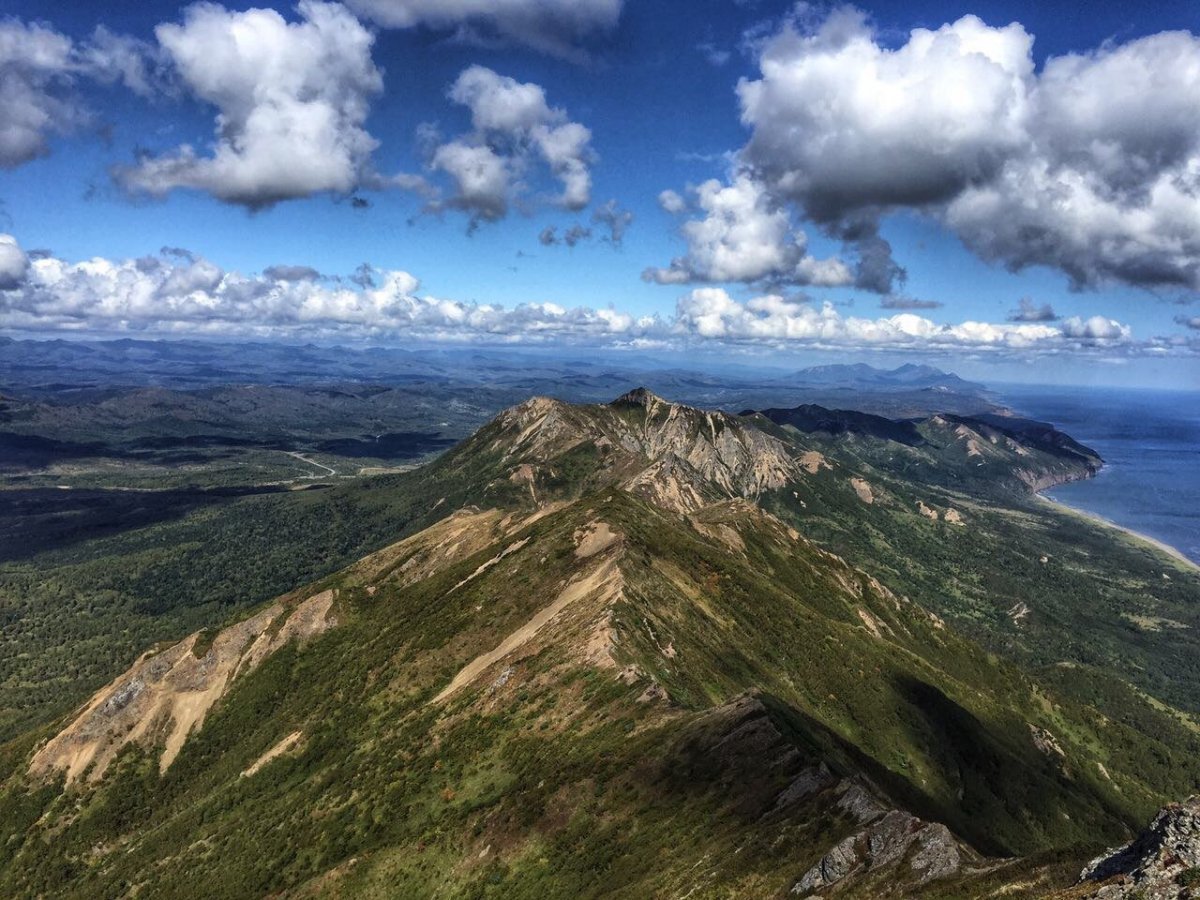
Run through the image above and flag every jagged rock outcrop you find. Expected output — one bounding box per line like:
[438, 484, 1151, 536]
[1076, 797, 1200, 898]
[790, 785, 964, 896]
[485, 389, 800, 512]
[691, 696, 972, 897]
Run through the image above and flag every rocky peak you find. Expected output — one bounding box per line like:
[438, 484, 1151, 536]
[612, 386, 668, 412]
[497, 395, 563, 426]
[482, 391, 801, 512]
[1077, 797, 1200, 898]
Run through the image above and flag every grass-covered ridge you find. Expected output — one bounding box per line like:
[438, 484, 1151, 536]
[5, 489, 1197, 897]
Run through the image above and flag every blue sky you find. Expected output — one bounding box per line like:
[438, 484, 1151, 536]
[0, 0, 1198, 384]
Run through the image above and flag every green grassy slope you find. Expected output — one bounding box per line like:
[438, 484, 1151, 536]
[745, 415, 1200, 718]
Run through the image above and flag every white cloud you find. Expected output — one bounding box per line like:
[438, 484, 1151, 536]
[658, 189, 686, 214]
[114, 1, 382, 209]
[643, 173, 853, 287]
[342, 0, 623, 59]
[431, 140, 511, 223]
[739, 9, 1033, 220]
[535, 120, 592, 210]
[449, 64, 553, 133]
[0, 242, 645, 342]
[0, 234, 31, 289]
[0, 20, 81, 168]
[1, 239, 1162, 357]
[0, 19, 154, 169]
[735, 8, 1200, 291]
[671, 288, 1129, 351]
[81, 26, 159, 97]
[1059, 315, 1132, 342]
[426, 65, 594, 224]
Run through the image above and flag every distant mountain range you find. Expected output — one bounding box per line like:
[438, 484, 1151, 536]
[793, 362, 984, 393]
[0, 337, 987, 399]
[1, 340, 1002, 486]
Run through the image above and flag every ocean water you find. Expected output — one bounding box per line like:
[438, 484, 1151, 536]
[996, 384, 1200, 565]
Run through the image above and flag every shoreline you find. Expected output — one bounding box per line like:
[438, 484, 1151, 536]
[1035, 491, 1199, 572]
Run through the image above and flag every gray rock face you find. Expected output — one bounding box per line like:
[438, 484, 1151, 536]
[1078, 796, 1200, 899]
[794, 835, 859, 893]
[790, 783, 964, 895]
[492, 391, 801, 514]
[772, 764, 837, 811]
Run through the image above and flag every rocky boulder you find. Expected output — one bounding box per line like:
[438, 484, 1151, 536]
[1077, 797, 1200, 899]
[791, 785, 963, 895]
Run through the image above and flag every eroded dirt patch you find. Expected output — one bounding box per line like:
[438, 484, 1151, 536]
[243, 731, 303, 777]
[433, 557, 624, 703]
[850, 478, 874, 504]
[30, 590, 335, 783]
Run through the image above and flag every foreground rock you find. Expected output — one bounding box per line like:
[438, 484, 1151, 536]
[790, 790, 964, 896]
[1075, 797, 1200, 898]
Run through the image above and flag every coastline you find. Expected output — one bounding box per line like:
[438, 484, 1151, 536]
[1035, 491, 1199, 572]
[1001, 383, 1199, 575]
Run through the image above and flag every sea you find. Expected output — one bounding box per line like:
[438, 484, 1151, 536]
[995, 384, 1200, 565]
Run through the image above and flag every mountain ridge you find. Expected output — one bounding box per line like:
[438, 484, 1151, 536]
[3, 389, 1197, 899]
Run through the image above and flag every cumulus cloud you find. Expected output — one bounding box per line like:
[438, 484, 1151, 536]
[81, 26, 159, 97]
[0, 234, 31, 289]
[114, 1, 383, 209]
[1058, 315, 1132, 342]
[0, 19, 155, 168]
[658, 189, 686, 214]
[0, 20, 83, 167]
[430, 140, 510, 223]
[342, 0, 622, 59]
[643, 173, 854, 287]
[948, 31, 1200, 290]
[1176, 315, 1200, 331]
[671, 288, 1133, 351]
[739, 9, 1032, 221]
[1, 239, 1163, 357]
[1008, 297, 1058, 322]
[735, 7, 1200, 291]
[425, 66, 594, 226]
[0, 242, 647, 341]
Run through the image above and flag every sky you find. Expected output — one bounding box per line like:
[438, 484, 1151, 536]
[1, 0, 1199, 386]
